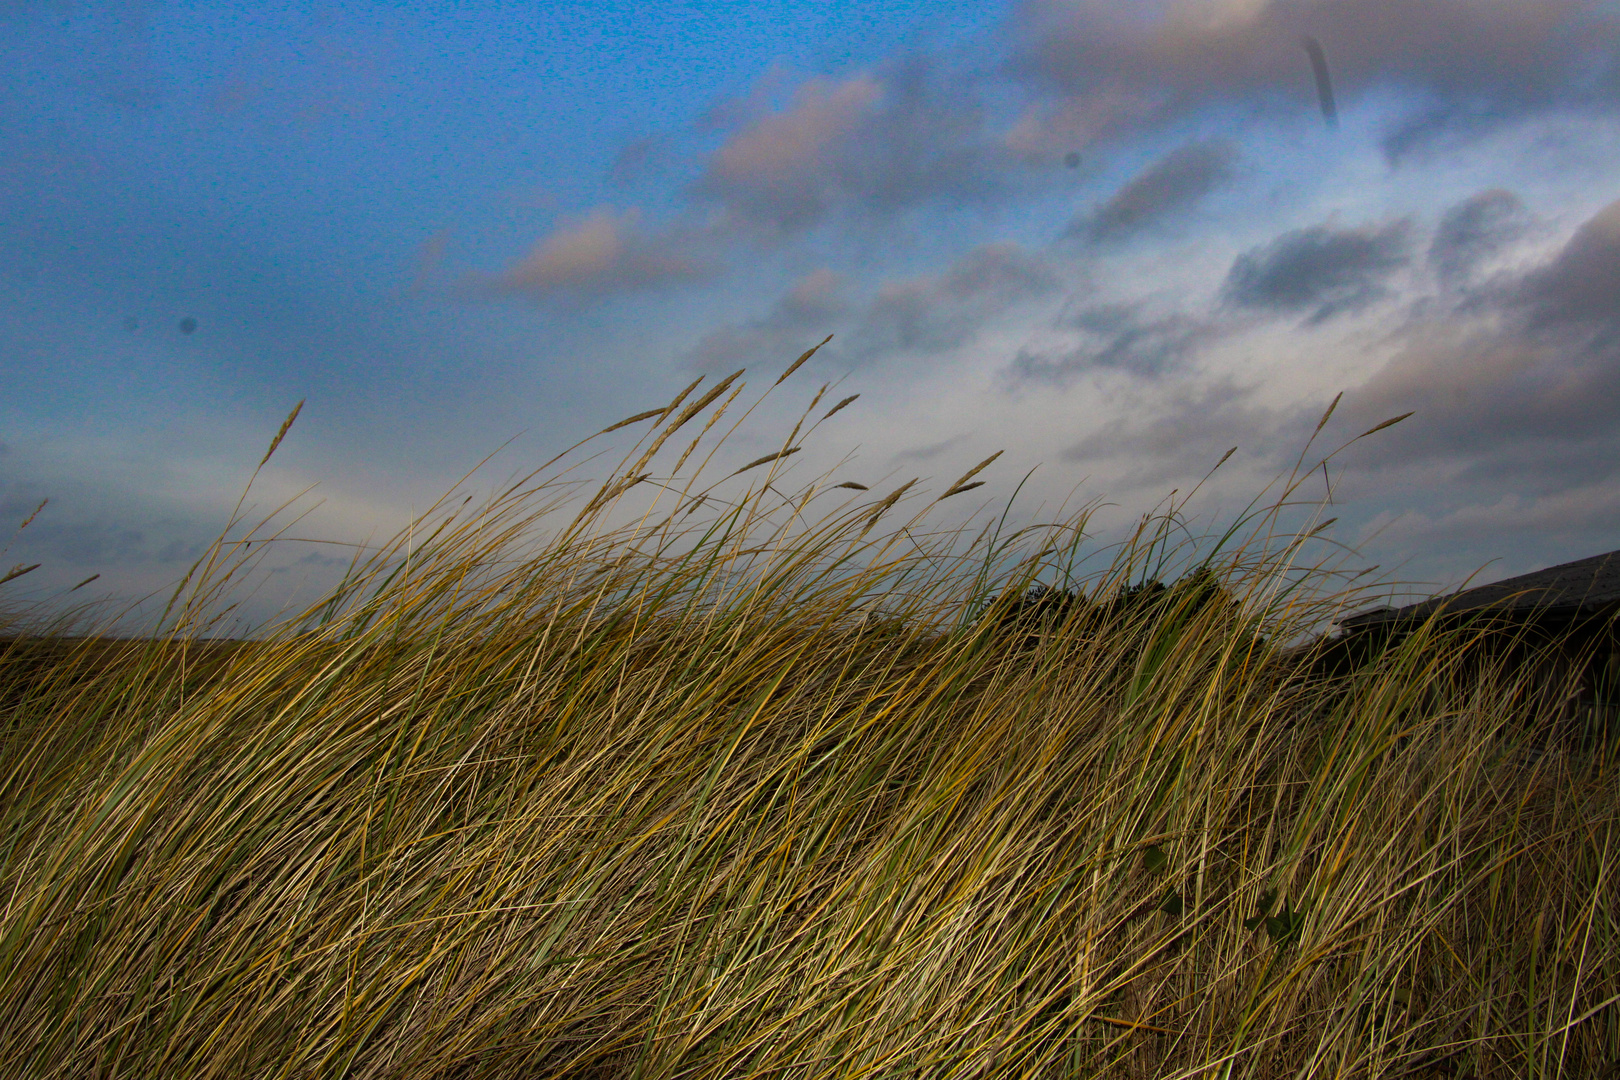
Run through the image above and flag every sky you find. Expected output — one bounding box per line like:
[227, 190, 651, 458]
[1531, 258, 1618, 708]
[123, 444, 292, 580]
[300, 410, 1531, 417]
[4, 0, 1620, 639]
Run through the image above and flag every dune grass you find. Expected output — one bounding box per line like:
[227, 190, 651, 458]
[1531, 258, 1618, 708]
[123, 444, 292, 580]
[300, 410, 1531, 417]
[1, 357, 1616, 1079]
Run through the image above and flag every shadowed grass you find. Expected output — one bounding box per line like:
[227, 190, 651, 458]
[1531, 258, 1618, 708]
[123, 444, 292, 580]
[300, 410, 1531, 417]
[1, 360, 1616, 1079]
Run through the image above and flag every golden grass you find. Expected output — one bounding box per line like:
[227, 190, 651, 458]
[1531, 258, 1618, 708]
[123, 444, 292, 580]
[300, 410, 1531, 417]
[1, 355, 1616, 1080]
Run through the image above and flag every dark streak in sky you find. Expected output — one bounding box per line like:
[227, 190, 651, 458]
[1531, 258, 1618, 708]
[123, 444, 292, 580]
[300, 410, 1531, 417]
[1302, 36, 1339, 131]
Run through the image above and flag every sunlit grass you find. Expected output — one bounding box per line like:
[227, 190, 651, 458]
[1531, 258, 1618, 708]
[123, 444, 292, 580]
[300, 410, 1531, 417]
[1, 354, 1616, 1079]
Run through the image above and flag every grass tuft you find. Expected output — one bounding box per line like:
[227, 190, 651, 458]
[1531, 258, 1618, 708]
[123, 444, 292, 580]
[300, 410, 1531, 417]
[1, 362, 1616, 1080]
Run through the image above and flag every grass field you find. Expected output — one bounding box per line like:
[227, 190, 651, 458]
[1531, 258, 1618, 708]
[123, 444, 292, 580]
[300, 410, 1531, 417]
[2, 361, 1616, 1079]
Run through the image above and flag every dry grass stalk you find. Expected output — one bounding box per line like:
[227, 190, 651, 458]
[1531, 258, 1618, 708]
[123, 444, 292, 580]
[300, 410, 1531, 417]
[774, 333, 833, 387]
[822, 393, 859, 421]
[599, 407, 668, 434]
[17, 499, 48, 531]
[259, 398, 304, 467]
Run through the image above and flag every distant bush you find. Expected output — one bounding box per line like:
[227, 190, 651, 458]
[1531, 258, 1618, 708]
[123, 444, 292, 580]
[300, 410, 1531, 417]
[976, 565, 1242, 655]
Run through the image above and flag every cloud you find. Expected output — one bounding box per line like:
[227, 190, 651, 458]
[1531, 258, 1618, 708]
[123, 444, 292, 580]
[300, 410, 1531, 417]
[1353, 482, 1620, 560]
[1353, 329, 1618, 452]
[33, 523, 150, 568]
[1377, 103, 1506, 164]
[841, 243, 1061, 363]
[1054, 378, 1277, 490]
[690, 59, 1014, 236]
[683, 243, 1059, 373]
[408, 229, 450, 294]
[1321, 199, 1620, 477]
[467, 208, 714, 302]
[1072, 139, 1237, 242]
[691, 74, 882, 233]
[1221, 218, 1414, 323]
[891, 435, 971, 464]
[684, 268, 851, 372]
[1427, 188, 1529, 286]
[998, 195, 1616, 515]
[1007, 301, 1210, 387]
[607, 135, 667, 185]
[694, 61, 796, 132]
[1521, 196, 1620, 329]
[198, 7, 395, 129]
[1008, 0, 1620, 152]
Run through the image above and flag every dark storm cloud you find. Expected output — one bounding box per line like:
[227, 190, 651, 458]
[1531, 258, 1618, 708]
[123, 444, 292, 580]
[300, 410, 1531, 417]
[1007, 302, 1209, 388]
[1010, 0, 1620, 151]
[1073, 140, 1237, 242]
[2, 467, 217, 577]
[1221, 219, 1414, 323]
[1449, 440, 1620, 502]
[1427, 188, 1530, 286]
[684, 243, 1059, 372]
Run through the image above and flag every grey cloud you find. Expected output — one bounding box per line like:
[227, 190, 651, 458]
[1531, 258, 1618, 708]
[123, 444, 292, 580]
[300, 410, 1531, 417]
[0, 481, 211, 572]
[1054, 380, 1279, 491]
[1007, 302, 1208, 388]
[1073, 140, 1237, 242]
[1521, 196, 1620, 329]
[1452, 441, 1620, 499]
[694, 62, 795, 132]
[684, 268, 850, 373]
[270, 549, 351, 575]
[1318, 202, 1620, 480]
[843, 243, 1060, 361]
[1332, 327, 1620, 486]
[893, 435, 968, 463]
[1428, 188, 1529, 286]
[684, 243, 1059, 373]
[1011, 0, 1620, 149]
[1221, 219, 1414, 324]
[156, 537, 209, 565]
[607, 135, 667, 186]
[924, 241, 1059, 308]
[1, 478, 41, 509]
[24, 522, 148, 568]
[1378, 103, 1505, 164]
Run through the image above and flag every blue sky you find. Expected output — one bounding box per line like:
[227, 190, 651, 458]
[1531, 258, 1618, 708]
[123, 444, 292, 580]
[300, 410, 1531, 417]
[5, 0, 1620, 637]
